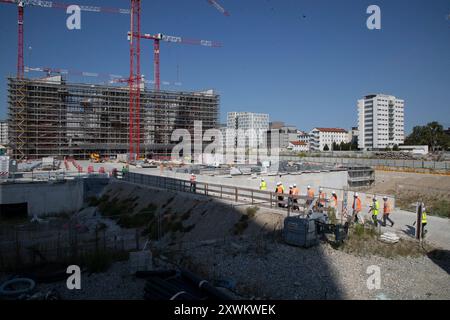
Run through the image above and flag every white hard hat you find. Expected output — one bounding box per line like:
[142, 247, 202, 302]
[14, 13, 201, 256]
[354, 192, 359, 197]
[261, 178, 265, 181]
[383, 196, 388, 200]
[278, 181, 282, 185]
[332, 191, 336, 194]
[293, 183, 296, 187]
[307, 185, 311, 189]
[319, 187, 323, 191]
[373, 196, 377, 200]
[289, 185, 293, 188]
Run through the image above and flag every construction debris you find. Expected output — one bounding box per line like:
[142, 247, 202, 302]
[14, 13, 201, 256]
[380, 232, 400, 244]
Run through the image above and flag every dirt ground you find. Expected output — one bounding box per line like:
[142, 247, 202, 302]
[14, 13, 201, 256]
[368, 170, 450, 194]
[366, 171, 450, 217]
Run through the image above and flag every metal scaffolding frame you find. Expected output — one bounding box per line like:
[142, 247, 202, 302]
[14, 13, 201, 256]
[7, 77, 219, 160]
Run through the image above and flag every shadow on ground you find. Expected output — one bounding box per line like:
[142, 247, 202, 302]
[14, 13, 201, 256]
[427, 249, 450, 275]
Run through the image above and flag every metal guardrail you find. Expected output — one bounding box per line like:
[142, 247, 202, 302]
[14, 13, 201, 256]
[280, 155, 450, 170]
[123, 172, 316, 213]
[1, 170, 111, 183]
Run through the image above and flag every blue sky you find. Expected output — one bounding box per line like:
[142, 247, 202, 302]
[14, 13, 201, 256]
[0, 0, 449, 133]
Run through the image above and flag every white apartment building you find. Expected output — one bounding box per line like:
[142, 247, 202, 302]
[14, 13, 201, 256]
[0, 120, 8, 145]
[358, 94, 405, 150]
[309, 127, 349, 151]
[227, 112, 269, 149]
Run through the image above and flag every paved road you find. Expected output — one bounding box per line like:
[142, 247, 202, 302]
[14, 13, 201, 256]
[377, 209, 450, 250]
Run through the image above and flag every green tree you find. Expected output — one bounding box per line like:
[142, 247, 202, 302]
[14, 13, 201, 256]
[393, 144, 399, 151]
[405, 121, 450, 151]
[323, 144, 329, 151]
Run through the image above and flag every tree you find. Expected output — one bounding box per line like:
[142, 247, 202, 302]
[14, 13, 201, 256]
[405, 121, 450, 151]
[323, 144, 329, 151]
[393, 144, 399, 151]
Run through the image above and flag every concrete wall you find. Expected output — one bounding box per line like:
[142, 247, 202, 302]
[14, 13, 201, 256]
[0, 177, 109, 217]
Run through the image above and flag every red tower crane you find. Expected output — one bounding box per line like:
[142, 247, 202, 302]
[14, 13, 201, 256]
[0, 0, 130, 79]
[128, 0, 141, 160]
[132, 32, 222, 91]
[207, 0, 230, 16]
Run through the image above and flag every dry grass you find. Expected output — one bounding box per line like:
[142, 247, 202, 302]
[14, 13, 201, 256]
[340, 224, 427, 258]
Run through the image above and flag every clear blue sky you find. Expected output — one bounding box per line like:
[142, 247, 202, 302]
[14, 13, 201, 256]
[0, 0, 449, 133]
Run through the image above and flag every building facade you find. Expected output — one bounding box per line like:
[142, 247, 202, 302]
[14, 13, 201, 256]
[288, 140, 308, 152]
[309, 127, 349, 151]
[227, 112, 269, 149]
[358, 94, 405, 150]
[8, 77, 219, 159]
[0, 120, 8, 145]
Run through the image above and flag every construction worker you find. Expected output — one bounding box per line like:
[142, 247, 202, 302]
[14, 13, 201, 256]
[275, 182, 285, 207]
[382, 196, 394, 227]
[352, 193, 363, 224]
[306, 185, 314, 206]
[369, 196, 380, 227]
[288, 185, 293, 208]
[330, 191, 338, 215]
[190, 173, 197, 193]
[421, 203, 428, 238]
[318, 187, 326, 209]
[292, 183, 300, 211]
[259, 178, 267, 191]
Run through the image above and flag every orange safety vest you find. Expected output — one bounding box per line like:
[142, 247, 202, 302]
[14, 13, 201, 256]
[353, 198, 361, 212]
[307, 189, 314, 198]
[276, 186, 284, 194]
[319, 192, 326, 204]
[292, 187, 299, 196]
[384, 202, 391, 214]
[331, 195, 338, 208]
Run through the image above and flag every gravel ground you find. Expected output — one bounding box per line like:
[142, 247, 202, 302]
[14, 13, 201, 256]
[176, 239, 450, 300]
[20, 261, 146, 300]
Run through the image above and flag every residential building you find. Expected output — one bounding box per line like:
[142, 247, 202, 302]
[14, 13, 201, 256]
[297, 130, 310, 146]
[266, 121, 300, 150]
[358, 94, 405, 150]
[309, 127, 349, 151]
[227, 112, 269, 149]
[349, 126, 359, 146]
[288, 140, 309, 152]
[0, 120, 8, 145]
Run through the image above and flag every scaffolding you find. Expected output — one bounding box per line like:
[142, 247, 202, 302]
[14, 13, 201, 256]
[7, 77, 219, 160]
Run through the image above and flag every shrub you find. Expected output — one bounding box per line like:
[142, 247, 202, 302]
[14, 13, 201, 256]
[246, 206, 259, 218]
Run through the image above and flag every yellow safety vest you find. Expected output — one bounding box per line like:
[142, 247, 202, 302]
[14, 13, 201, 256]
[260, 181, 267, 190]
[372, 201, 379, 216]
[422, 211, 427, 224]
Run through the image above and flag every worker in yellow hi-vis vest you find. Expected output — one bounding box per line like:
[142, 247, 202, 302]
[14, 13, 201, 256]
[259, 178, 267, 191]
[369, 196, 380, 227]
[421, 203, 428, 238]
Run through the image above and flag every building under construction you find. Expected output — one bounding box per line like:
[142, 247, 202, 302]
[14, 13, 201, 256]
[7, 77, 219, 160]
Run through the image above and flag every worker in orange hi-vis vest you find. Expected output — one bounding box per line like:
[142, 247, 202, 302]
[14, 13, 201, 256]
[330, 191, 339, 216]
[275, 182, 285, 207]
[352, 193, 363, 224]
[292, 183, 300, 211]
[306, 185, 314, 207]
[382, 196, 394, 227]
[190, 173, 197, 193]
[318, 187, 327, 209]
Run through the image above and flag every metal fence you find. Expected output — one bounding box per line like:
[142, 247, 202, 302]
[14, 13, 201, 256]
[0, 221, 138, 270]
[1, 170, 111, 183]
[123, 172, 317, 213]
[280, 155, 450, 170]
